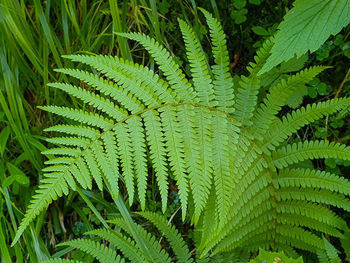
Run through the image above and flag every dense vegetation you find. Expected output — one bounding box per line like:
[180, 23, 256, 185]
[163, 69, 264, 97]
[1, 0, 350, 262]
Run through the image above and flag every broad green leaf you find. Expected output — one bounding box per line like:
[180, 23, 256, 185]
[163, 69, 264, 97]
[250, 248, 304, 262]
[6, 163, 30, 186]
[260, 0, 350, 74]
[252, 26, 269, 36]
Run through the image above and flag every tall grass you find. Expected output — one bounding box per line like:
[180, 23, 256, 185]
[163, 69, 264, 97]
[0, 0, 186, 261]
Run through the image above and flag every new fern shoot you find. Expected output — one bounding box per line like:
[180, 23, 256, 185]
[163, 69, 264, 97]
[12, 8, 350, 261]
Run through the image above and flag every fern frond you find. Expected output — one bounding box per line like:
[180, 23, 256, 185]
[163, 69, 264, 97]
[277, 214, 343, 238]
[200, 8, 235, 113]
[84, 148, 103, 191]
[276, 200, 346, 229]
[274, 168, 350, 196]
[14, 10, 350, 260]
[276, 225, 324, 252]
[126, 116, 148, 210]
[64, 54, 178, 104]
[212, 110, 231, 224]
[178, 19, 215, 107]
[98, 134, 120, 198]
[39, 106, 114, 130]
[46, 136, 90, 148]
[142, 110, 168, 212]
[213, 213, 274, 253]
[42, 259, 83, 263]
[12, 171, 74, 245]
[47, 83, 128, 122]
[263, 98, 350, 151]
[272, 140, 350, 169]
[160, 106, 188, 217]
[42, 147, 81, 157]
[56, 68, 144, 114]
[252, 66, 325, 137]
[44, 158, 73, 165]
[139, 211, 194, 263]
[41, 166, 66, 174]
[44, 125, 100, 139]
[276, 187, 350, 213]
[192, 107, 214, 223]
[58, 239, 124, 263]
[118, 32, 197, 103]
[233, 39, 273, 126]
[322, 236, 341, 263]
[177, 104, 201, 220]
[87, 228, 151, 263]
[200, 184, 219, 248]
[115, 124, 135, 205]
[132, 223, 172, 263]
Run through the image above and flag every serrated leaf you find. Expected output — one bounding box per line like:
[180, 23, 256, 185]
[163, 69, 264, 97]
[250, 248, 304, 262]
[260, 0, 350, 74]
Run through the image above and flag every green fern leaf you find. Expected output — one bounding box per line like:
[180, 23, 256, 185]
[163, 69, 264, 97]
[323, 236, 341, 263]
[99, 133, 120, 199]
[12, 171, 74, 245]
[65, 54, 178, 104]
[274, 168, 350, 196]
[118, 32, 197, 103]
[160, 106, 188, 218]
[178, 19, 215, 107]
[39, 106, 114, 130]
[139, 211, 193, 263]
[212, 110, 231, 224]
[44, 125, 100, 139]
[48, 82, 128, 122]
[233, 39, 273, 126]
[272, 140, 350, 169]
[126, 116, 148, 210]
[42, 259, 83, 263]
[46, 136, 90, 148]
[142, 110, 168, 212]
[115, 124, 135, 205]
[87, 228, 151, 262]
[192, 107, 214, 223]
[200, 8, 235, 113]
[263, 98, 350, 151]
[84, 148, 103, 191]
[252, 66, 325, 137]
[58, 239, 125, 263]
[56, 68, 144, 114]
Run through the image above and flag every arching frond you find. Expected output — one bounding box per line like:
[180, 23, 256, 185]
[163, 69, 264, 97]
[200, 8, 235, 113]
[58, 239, 125, 263]
[13, 9, 350, 261]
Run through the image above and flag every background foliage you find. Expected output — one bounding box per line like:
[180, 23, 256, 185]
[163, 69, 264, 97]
[0, 0, 349, 262]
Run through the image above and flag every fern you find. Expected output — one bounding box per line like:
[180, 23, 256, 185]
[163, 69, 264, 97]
[57, 238, 124, 263]
[12, 8, 350, 261]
